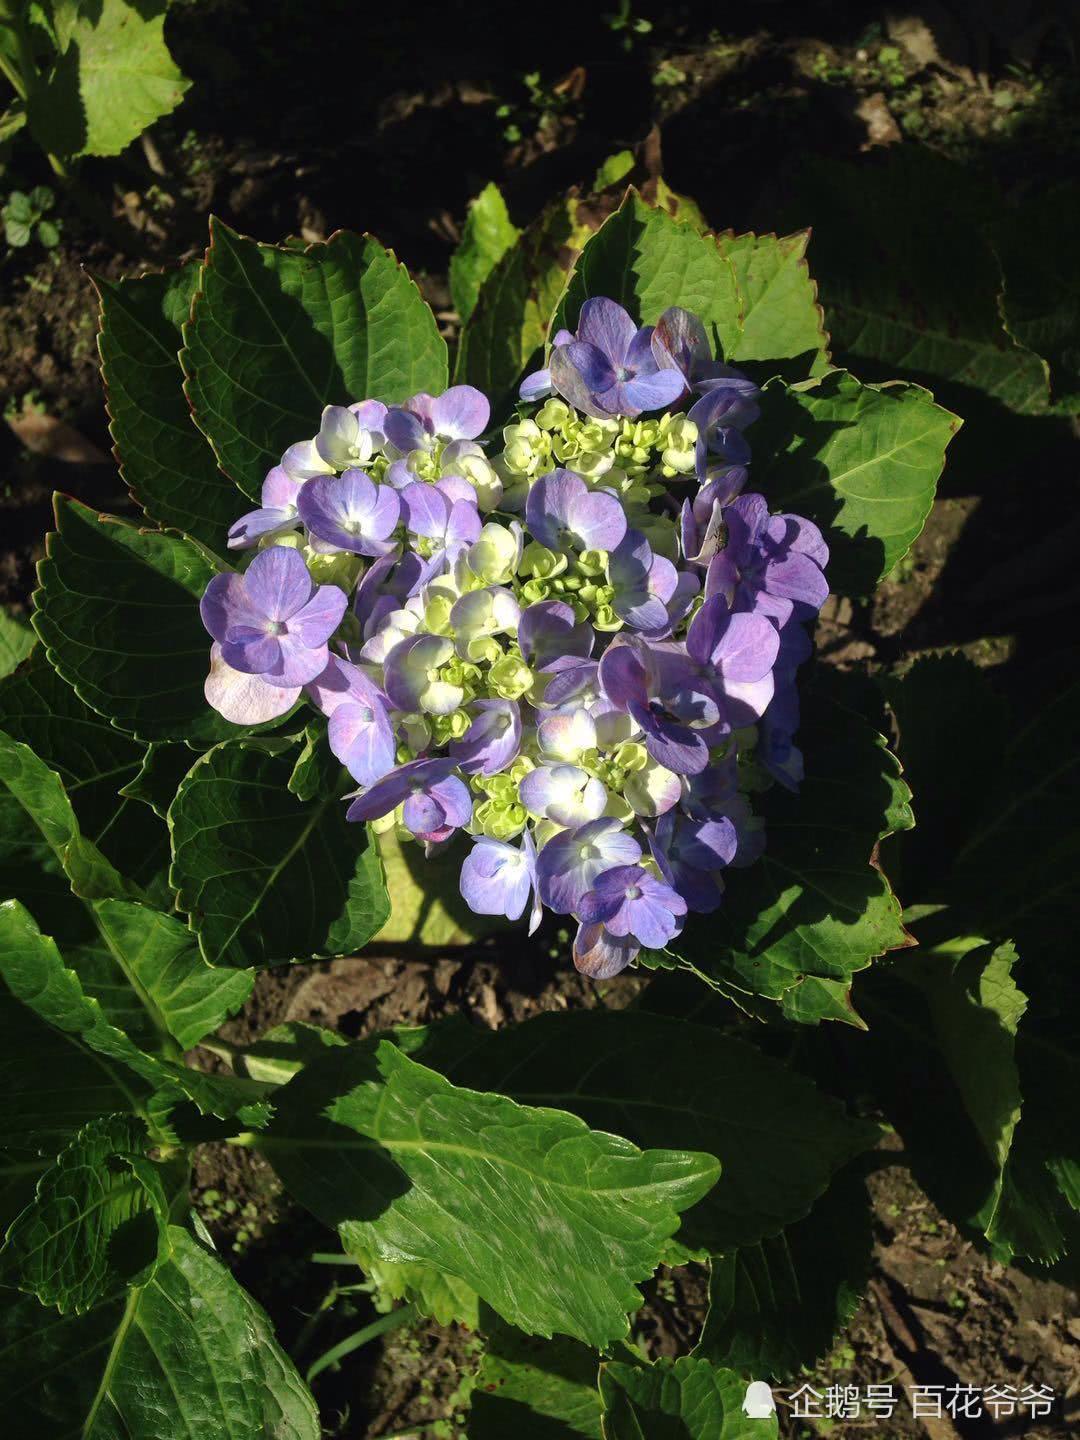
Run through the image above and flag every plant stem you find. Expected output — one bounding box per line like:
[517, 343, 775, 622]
[305, 1304, 416, 1384]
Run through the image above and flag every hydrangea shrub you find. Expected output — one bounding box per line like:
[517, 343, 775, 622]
[0, 186, 997, 1436]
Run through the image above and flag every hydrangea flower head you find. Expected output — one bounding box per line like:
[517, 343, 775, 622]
[200, 298, 829, 979]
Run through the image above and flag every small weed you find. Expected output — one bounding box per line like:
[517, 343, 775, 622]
[3, 186, 61, 252]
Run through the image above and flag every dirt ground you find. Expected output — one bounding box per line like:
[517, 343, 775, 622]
[3, 2, 1078, 1436]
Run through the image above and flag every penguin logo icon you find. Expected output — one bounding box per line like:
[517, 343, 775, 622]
[743, 1381, 777, 1419]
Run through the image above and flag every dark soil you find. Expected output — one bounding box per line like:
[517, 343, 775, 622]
[4, 2, 1079, 1436]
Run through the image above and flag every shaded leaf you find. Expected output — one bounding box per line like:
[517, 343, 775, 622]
[261, 1038, 719, 1347]
[0, 987, 143, 1230]
[0, 650, 167, 895]
[669, 671, 912, 1020]
[183, 219, 448, 499]
[169, 734, 390, 967]
[412, 1009, 877, 1253]
[753, 370, 960, 593]
[469, 1323, 603, 1439]
[450, 182, 520, 323]
[97, 263, 239, 549]
[0, 1227, 319, 1438]
[33, 496, 235, 744]
[788, 150, 1049, 414]
[599, 1355, 775, 1440]
[455, 195, 576, 420]
[996, 182, 1080, 412]
[0, 727, 131, 901]
[0, 610, 34, 679]
[696, 1168, 872, 1380]
[118, 739, 197, 820]
[1, 1114, 170, 1313]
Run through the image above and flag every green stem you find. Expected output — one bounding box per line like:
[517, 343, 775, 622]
[305, 1303, 416, 1384]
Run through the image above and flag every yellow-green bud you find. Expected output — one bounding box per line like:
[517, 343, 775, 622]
[518, 541, 567, 580]
[489, 653, 534, 701]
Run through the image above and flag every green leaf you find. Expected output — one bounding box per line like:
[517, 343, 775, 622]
[668, 671, 912, 1020]
[450, 182, 521, 323]
[599, 1356, 775, 1440]
[0, 610, 34, 678]
[552, 193, 827, 376]
[552, 190, 728, 338]
[711, 230, 829, 370]
[787, 150, 1049, 414]
[27, 0, 190, 160]
[4, 216, 31, 247]
[0, 899, 271, 1127]
[696, 1168, 872, 1380]
[168, 734, 390, 966]
[752, 370, 960, 592]
[0, 1226, 319, 1438]
[32, 496, 239, 744]
[0, 650, 168, 896]
[260, 1038, 719, 1347]
[356, 1250, 480, 1329]
[1, 1114, 170, 1313]
[96, 263, 240, 549]
[182, 219, 448, 499]
[469, 1324, 603, 1439]
[413, 1009, 877, 1253]
[91, 898, 253, 1050]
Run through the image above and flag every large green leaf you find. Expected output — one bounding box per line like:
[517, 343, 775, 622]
[752, 370, 960, 593]
[696, 1168, 872, 1380]
[97, 263, 239, 549]
[0, 899, 271, 1127]
[667, 671, 912, 1022]
[469, 1323, 603, 1439]
[0, 1226, 319, 1438]
[1, 1114, 170, 1313]
[168, 734, 390, 966]
[788, 150, 1049, 415]
[599, 1356, 775, 1440]
[0, 650, 167, 896]
[552, 193, 827, 375]
[89, 898, 253, 1050]
[260, 1038, 719, 1347]
[711, 230, 829, 370]
[552, 191, 728, 338]
[413, 1009, 877, 1254]
[182, 219, 448, 499]
[27, 0, 190, 160]
[0, 610, 34, 679]
[450, 182, 521, 324]
[33, 497, 236, 744]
